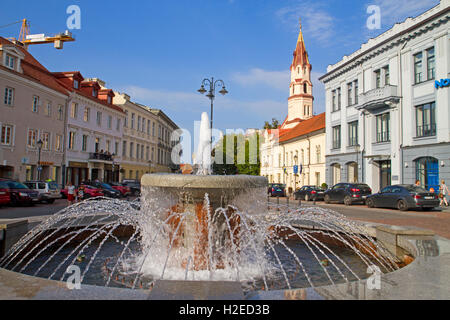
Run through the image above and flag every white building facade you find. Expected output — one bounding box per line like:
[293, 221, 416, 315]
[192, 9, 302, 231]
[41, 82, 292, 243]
[320, 0, 450, 192]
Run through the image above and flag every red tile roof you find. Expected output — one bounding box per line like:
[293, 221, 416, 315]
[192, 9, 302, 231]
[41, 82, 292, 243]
[279, 113, 325, 143]
[0, 37, 69, 96]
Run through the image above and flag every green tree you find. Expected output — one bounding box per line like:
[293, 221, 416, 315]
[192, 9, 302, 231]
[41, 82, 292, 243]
[263, 118, 280, 130]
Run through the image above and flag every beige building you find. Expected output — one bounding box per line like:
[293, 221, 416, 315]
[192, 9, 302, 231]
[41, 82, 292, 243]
[113, 93, 179, 181]
[0, 38, 68, 183]
[260, 24, 326, 192]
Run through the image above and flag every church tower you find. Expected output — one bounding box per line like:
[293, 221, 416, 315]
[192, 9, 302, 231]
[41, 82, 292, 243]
[285, 20, 314, 129]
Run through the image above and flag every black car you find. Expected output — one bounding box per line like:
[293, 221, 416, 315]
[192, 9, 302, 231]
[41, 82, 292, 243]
[366, 184, 440, 211]
[121, 180, 141, 196]
[293, 186, 326, 201]
[82, 181, 121, 198]
[324, 183, 372, 205]
[268, 183, 286, 197]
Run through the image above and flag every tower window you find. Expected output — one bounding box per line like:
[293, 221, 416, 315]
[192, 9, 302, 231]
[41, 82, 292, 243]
[304, 83, 307, 94]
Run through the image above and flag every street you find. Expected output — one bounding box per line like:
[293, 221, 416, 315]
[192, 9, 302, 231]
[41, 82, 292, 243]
[1, 196, 449, 238]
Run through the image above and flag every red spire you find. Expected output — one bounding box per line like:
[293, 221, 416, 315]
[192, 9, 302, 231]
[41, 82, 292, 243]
[291, 19, 310, 69]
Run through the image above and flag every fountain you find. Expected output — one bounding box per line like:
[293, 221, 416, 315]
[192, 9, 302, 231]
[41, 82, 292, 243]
[0, 113, 401, 297]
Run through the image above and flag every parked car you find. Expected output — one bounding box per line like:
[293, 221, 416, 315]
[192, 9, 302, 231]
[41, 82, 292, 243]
[110, 183, 132, 197]
[0, 179, 39, 206]
[0, 180, 11, 206]
[82, 181, 121, 198]
[293, 185, 326, 201]
[24, 181, 61, 204]
[61, 185, 104, 200]
[268, 183, 286, 197]
[121, 180, 141, 196]
[366, 184, 440, 211]
[324, 183, 372, 205]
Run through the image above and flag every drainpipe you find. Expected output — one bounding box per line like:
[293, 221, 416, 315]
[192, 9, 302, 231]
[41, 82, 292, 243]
[398, 40, 408, 184]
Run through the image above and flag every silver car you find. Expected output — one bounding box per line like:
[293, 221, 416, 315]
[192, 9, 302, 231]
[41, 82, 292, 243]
[24, 181, 61, 204]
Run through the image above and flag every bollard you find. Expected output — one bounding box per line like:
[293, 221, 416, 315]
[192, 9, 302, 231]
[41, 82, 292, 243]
[298, 199, 302, 207]
[287, 197, 289, 208]
[277, 196, 280, 206]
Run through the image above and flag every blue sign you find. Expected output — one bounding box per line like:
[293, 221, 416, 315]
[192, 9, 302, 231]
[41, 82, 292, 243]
[435, 78, 450, 89]
[293, 165, 298, 174]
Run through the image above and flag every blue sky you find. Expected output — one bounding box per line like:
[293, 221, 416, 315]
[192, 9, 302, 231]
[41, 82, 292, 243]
[0, 0, 440, 134]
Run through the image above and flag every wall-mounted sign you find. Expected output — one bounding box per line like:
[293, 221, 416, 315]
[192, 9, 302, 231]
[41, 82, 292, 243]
[435, 78, 450, 89]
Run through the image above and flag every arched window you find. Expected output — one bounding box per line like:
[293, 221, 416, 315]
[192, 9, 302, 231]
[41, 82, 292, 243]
[332, 164, 341, 185]
[304, 83, 307, 94]
[347, 162, 358, 183]
[415, 157, 439, 191]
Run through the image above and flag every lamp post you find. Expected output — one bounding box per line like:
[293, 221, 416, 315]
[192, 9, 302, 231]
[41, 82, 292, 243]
[197, 77, 229, 144]
[148, 160, 153, 174]
[37, 139, 43, 180]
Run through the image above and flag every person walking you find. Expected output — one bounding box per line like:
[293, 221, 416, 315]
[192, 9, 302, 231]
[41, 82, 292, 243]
[77, 185, 85, 202]
[439, 180, 449, 207]
[66, 182, 76, 206]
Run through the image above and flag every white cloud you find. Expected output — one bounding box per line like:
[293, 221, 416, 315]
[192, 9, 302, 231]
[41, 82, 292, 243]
[231, 68, 290, 91]
[276, 2, 335, 45]
[369, 0, 440, 27]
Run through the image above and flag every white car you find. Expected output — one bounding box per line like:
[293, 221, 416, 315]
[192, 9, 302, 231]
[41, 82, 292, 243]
[24, 181, 62, 204]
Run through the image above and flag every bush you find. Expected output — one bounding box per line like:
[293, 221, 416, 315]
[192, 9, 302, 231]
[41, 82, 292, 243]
[321, 183, 328, 190]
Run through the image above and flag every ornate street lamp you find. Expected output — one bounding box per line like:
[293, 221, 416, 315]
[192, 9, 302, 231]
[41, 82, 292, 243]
[197, 77, 228, 143]
[37, 139, 43, 180]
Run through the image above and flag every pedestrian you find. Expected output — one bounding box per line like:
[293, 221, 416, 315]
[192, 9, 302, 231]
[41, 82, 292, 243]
[415, 180, 421, 187]
[439, 180, 449, 207]
[66, 182, 76, 206]
[78, 185, 85, 202]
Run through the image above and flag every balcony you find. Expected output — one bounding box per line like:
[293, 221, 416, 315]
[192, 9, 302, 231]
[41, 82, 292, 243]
[357, 85, 400, 112]
[89, 153, 113, 162]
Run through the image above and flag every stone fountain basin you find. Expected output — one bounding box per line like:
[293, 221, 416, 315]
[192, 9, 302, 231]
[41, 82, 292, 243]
[1, 220, 450, 300]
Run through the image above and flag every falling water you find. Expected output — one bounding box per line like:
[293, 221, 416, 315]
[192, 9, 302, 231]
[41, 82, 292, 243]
[0, 193, 400, 293]
[195, 112, 212, 175]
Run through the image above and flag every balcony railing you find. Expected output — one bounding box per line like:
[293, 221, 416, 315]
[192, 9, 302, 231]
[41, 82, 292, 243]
[89, 153, 113, 161]
[358, 85, 400, 111]
[376, 131, 390, 143]
[416, 124, 436, 138]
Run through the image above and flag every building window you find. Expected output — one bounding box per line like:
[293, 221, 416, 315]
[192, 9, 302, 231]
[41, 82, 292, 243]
[376, 113, 390, 142]
[152, 122, 155, 136]
[83, 107, 90, 122]
[383, 66, 390, 86]
[55, 134, 62, 151]
[5, 54, 15, 69]
[27, 129, 38, 147]
[416, 102, 436, 137]
[122, 141, 127, 157]
[348, 121, 358, 146]
[138, 116, 141, 131]
[70, 103, 78, 118]
[131, 113, 135, 129]
[41, 132, 50, 150]
[82, 135, 88, 152]
[136, 143, 140, 159]
[96, 112, 102, 126]
[332, 90, 337, 111]
[68, 132, 76, 150]
[129, 142, 134, 158]
[4, 87, 14, 106]
[116, 119, 121, 131]
[374, 69, 381, 88]
[107, 96, 112, 104]
[354, 80, 359, 104]
[108, 115, 112, 129]
[58, 105, 64, 120]
[124, 111, 128, 128]
[426, 47, 435, 81]
[414, 52, 423, 84]
[146, 146, 150, 161]
[415, 157, 439, 192]
[45, 101, 52, 116]
[141, 145, 144, 160]
[114, 142, 118, 155]
[316, 145, 321, 164]
[32, 96, 39, 113]
[92, 88, 98, 97]
[347, 82, 353, 106]
[106, 140, 110, 153]
[1, 124, 13, 145]
[332, 125, 341, 149]
[95, 138, 100, 153]
[337, 88, 341, 110]
[73, 80, 79, 89]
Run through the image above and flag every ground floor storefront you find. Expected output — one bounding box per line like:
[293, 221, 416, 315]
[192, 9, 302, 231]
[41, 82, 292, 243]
[65, 161, 120, 186]
[326, 142, 450, 193]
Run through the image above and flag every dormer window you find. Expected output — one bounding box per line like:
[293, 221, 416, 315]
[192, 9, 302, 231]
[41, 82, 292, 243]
[92, 88, 98, 97]
[5, 54, 15, 70]
[73, 80, 79, 89]
[107, 96, 112, 104]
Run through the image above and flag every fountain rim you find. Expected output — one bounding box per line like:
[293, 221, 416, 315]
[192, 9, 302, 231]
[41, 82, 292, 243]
[141, 173, 268, 189]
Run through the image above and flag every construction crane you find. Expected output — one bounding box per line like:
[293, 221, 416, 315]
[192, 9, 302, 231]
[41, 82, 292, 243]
[5, 19, 75, 50]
